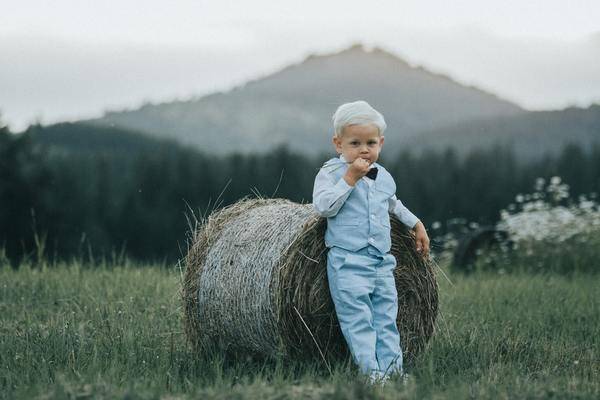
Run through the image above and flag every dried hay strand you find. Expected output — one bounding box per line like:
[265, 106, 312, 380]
[182, 197, 438, 366]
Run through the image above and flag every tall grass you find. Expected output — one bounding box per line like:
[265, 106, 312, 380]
[462, 230, 600, 275]
[1, 260, 598, 399]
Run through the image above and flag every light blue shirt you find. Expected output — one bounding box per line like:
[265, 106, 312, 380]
[312, 154, 419, 254]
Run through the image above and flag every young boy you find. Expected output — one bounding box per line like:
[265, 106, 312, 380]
[312, 100, 430, 385]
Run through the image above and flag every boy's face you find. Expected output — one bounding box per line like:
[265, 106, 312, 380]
[332, 123, 384, 165]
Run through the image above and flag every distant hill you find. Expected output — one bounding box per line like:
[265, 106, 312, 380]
[84, 44, 524, 155]
[25, 122, 187, 157]
[402, 104, 600, 163]
[30, 103, 600, 167]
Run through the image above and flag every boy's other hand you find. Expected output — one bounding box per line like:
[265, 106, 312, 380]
[414, 221, 430, 259]
[343, 158, 371, 186]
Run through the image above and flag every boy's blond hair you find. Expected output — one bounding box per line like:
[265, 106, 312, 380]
[332, 100, 387, 138]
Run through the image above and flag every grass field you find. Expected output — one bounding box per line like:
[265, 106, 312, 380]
[1, 260, 598, 399]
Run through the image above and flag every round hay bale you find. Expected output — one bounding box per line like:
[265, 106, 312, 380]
[182, 197, 438, 366]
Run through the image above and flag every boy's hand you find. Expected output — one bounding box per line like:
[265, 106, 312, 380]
[343, 158, 371, 186]
[413, 221, 430, 258]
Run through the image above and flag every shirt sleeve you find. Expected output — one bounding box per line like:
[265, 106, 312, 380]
[388, 194, 419, 228]
[312, 169, 354, 217]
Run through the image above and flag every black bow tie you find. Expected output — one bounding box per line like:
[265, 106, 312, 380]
[366, 167, 378, 180]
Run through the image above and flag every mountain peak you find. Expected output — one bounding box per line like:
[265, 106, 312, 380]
[88, 43, 523, 155]
[301, 42, 412, 68]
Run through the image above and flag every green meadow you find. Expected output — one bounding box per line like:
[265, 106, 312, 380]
[1, 258, 598, 399]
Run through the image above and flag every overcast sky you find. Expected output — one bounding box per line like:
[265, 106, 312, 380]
[2, 0, 600, 131]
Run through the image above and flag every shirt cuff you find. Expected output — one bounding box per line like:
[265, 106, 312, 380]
[407, 216, 420, 229]
[399, 210, 419, 229]
[335, 176, 354, 192]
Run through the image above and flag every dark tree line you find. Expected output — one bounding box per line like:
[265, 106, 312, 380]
[1, 121, 599, 265]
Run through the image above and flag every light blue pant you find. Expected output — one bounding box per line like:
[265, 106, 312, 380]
[327, 245, 403, 376]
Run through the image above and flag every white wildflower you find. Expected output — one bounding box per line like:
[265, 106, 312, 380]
[535, 178, 545, 191]
[498, 176, 600, 243]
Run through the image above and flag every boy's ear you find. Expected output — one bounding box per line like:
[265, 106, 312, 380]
[379, 135, 385, 148]
[332, 135, 342, 153]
